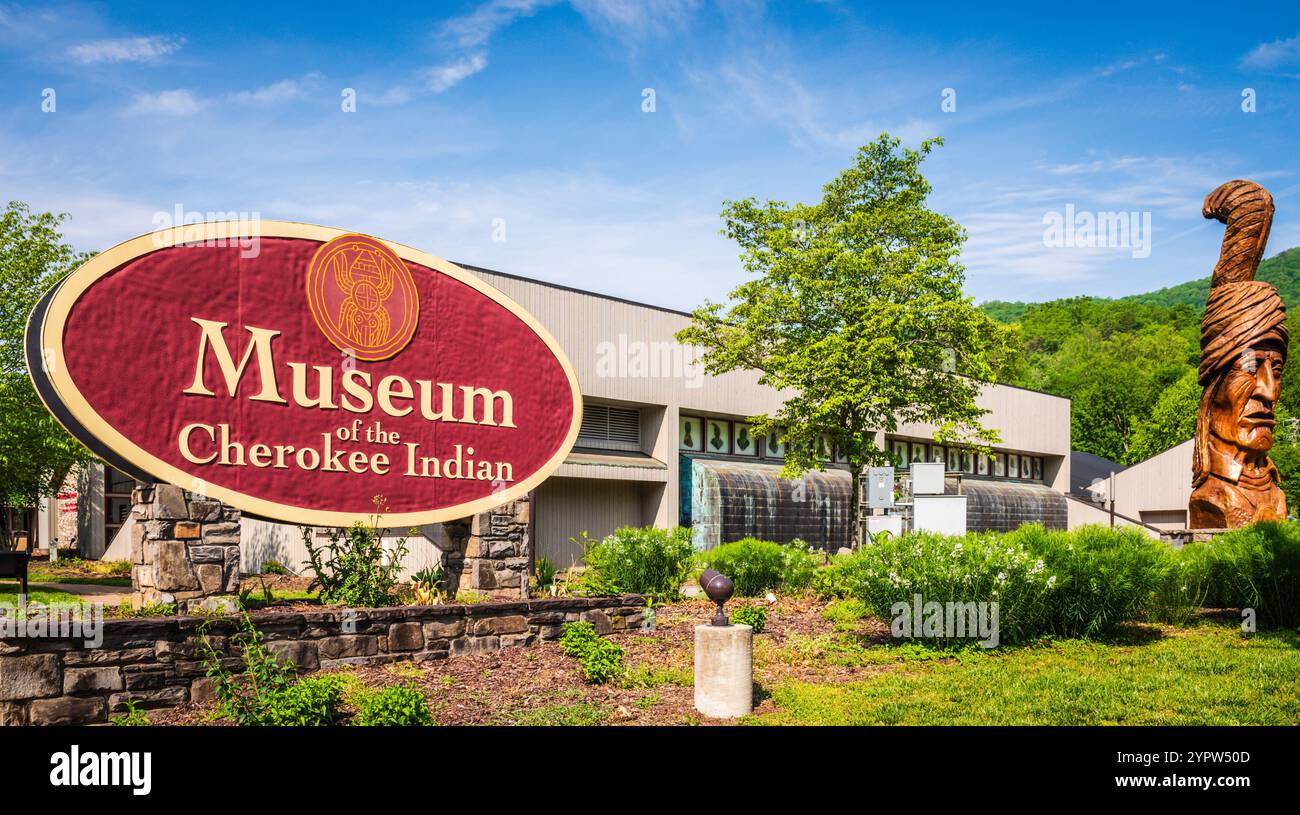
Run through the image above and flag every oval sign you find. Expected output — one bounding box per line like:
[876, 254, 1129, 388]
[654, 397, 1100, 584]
[27, 221, 582, 527]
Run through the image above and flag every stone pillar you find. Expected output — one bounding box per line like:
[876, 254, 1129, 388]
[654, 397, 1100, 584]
[440, 518, 471, 597]
[438, 495, 532, 598]
[130, 484, 241, 614]
[694, 623, 754, 718]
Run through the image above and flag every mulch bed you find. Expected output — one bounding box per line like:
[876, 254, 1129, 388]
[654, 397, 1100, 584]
[151, 595, 891, 726]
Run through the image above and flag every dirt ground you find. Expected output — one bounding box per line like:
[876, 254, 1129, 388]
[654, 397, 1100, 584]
[151, 595, 889, 726]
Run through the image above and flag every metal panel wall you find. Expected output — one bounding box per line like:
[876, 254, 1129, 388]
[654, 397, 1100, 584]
[533, 477, 647, 568]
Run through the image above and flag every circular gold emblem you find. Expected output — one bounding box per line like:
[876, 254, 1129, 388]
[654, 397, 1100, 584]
[306, 234, 419, 361]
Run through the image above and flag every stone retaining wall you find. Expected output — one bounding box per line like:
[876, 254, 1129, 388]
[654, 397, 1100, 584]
[0, 595, 646, 726]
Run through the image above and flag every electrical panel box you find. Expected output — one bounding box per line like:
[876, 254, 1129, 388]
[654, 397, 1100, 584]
[910, 461, 945, 495]
[866, 467, 895, 509]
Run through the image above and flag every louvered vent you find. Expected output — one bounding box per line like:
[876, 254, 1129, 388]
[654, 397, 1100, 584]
[578, 403, 641, 451]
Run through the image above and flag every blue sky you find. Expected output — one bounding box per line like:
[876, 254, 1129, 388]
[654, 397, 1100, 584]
[4, 0, 1300, 310]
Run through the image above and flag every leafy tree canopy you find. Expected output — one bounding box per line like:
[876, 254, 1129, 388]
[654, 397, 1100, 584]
[0, 201, 91, 508]
[677, 134, 1011, 543]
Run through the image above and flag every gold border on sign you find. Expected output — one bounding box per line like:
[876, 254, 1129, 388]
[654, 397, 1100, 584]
[33, 220, 584, 528]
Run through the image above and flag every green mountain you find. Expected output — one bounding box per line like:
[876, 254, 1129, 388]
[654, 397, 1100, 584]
[982, 246, 1300, 322]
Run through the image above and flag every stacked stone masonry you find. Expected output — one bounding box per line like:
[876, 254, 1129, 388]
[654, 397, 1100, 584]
[0, 595, 646, 726]
[442, 495, 532, 596]
[130, 484, 242, 614]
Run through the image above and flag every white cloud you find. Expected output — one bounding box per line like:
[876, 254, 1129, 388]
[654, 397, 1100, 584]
[67, 34, 184, 64]
[438, 0, 558, 49]
[226, 72, 325, 105]
[1241, 34, 1300, 70]
[422, 53, 488, 93]
[703, 57, 937, 151]
[127, 89, 203, 116]
[571, 0, 700, 40]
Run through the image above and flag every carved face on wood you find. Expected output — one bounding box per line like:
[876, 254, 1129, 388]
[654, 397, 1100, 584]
[1208, 344, 1284, 453]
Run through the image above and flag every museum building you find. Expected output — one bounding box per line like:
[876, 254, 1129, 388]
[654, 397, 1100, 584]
[33, 263, 1085, 578]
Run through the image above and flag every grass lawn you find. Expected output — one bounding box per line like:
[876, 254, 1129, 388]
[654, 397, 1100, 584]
[0, 583, 89, 607]
[27, 572, 132, 587]
[757, 622, 1300, 726]
[139, 597, 1300, 727]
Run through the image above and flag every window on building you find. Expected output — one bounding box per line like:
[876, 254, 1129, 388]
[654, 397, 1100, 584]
[579, 403, 642, 452]
[104, 466, 139, 546]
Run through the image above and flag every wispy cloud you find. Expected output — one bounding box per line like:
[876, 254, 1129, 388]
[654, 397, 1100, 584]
[422, 53, 488, 93]
[127, 89, 203, 116]
[439, 0, 558, 49]
[701, 57, 937, 151]
[67, 34, 184, 64]
[1241, 34, 1300, 70]
[413, 0, 557, 95]
[571, 0, 700, 41]
[226, 72, 325, 105]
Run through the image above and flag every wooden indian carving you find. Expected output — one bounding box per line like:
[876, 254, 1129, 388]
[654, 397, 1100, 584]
[1190, 180, 1288, 528]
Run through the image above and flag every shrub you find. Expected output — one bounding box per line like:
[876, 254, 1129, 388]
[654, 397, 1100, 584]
[197, 613, 295, 725]
[1184, 522, 1300, 628]
[558, 620, 623, 683]
[97, 560, 133, 577]
[302, 501, 410, 607]
[731, 604, 768, 633]
[352, 683, 434, 726]
[574, 526, 694, 600]
[110, 700, 150, 726]
[117, 600, 177, 618]
[559, 620, 601, 657]
[1007, 524, 1190, 637]
[578, 639, 623, 683]
[269, 675, 347, 726]
[261, 560, 288, 575]
[812, 558, 854, 600]
[535, 557, 557, 592]
[697, 538, 819, 596]
[832, 530, 1056, 647]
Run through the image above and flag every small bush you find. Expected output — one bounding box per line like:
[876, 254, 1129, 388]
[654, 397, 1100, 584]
[558, 620, 623, 683]
[97, 560, 133, 577]
[833, 530, 1056, 647]
[261, 560, 288, 575]
[198, 614, 295, 725]
[1007, 524, 1190, 637]
[117, 600, 177, 618]
[574, 526, 694, 600]
[301, 499, 410, 607]
[697, 538, 819, 596]
[110, 700, 150, 726]
[559, 620, 600, 657]
[352, 683, 434, 726]
[731, 604, 768, 633]
[269, 675, 347, 726]
[578, 639, 623, 683]
[1185, 522, 1300, 627]
[535, 557, 557, 591]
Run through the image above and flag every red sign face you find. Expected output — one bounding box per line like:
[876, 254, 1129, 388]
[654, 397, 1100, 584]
[28, 222, 581, 527]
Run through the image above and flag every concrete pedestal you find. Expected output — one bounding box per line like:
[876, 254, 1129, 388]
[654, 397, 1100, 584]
[694, 623, 753, 718]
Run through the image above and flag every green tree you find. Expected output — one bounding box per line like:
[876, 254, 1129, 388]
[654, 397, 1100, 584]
[1127, 369, 1199, 461]
[676, 135, 1010, 546]
[0, 202, 91, 513]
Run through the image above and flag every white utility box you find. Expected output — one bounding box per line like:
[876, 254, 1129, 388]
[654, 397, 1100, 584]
[866, 514, 903, 539]
[910, 461, 945, 495]
[913, 493, 967, 536]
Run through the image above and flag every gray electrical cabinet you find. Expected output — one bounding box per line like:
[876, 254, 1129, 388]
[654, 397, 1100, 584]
[866, 466, 895, 509]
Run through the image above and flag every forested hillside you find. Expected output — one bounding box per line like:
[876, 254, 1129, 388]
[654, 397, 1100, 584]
[985, 247, 1300, 501]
